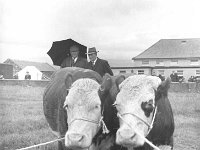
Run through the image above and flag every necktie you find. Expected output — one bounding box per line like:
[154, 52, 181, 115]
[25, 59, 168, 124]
[91, 61, 95, 70]
[72, 58, 75, 67]
[92, 61, 95, 66]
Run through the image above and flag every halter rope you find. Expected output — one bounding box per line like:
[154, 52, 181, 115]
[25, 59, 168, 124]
[117, 106, 160, 150]
[16, 137, 65, 150]
[68, 115, 109, 134]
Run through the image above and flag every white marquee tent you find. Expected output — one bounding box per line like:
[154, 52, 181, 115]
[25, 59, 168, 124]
[17, 66, 43, 80]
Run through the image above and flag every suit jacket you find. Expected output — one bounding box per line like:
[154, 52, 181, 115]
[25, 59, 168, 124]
[60, 56, 88, 69]
[88, 58, 113, 77]
[25, 74, 31, 80]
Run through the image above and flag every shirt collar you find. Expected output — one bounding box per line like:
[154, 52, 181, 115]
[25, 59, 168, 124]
[72, 57, 78, 62]
[92, 58, 97, 65]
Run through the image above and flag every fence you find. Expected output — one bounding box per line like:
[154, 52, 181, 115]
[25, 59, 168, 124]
[0, 79, 200, 93]
[0, 79, 49, 87]
[169, 82, 200, 93]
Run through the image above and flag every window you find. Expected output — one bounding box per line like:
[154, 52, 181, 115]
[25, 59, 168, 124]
[142, 60, 149, 65]
[177, 70, 183, 77]
[119, 70, 126, 74]
[190, 59, 199, 65]
[138, 70, 144, 75]
[196, 70, 200, 76]
[170, 59, 178, 65]
[158, 70, 164, 76]
[156, 60, 164, 66]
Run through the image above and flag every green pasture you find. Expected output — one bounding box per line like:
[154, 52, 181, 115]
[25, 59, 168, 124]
[0, 85, 57, 150]
[0, 85, 200, 150]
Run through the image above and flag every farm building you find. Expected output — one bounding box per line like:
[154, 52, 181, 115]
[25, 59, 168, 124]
[3, 59, 58, 80]
[109, 59, 134, 75]
[132, 38, 200, 81]
[0, 63, 13, 79]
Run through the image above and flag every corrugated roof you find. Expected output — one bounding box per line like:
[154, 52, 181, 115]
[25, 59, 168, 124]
[133, 38, 200, 59]
[4, 59, 56, 72]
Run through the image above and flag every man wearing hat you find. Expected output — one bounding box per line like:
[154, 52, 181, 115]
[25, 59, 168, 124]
[60, 45, 88, 69]
[87, 47, 113, 77]
[25, 71, 31, 80]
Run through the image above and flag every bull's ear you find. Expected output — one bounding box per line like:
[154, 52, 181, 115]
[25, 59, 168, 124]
[157, 77, 171, 95]
[115, 74, 125, 90]
[99, 73, 112, 93]
[65, 74, 73, 89]
[98, 74, 112, 104]
[155, 77, 171, 101]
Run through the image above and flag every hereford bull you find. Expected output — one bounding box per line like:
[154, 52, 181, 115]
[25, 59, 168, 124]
[43, 67, 120, 150]
[114, 75, 175, 150]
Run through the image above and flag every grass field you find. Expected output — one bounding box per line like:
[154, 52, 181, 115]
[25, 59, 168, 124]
[0, 85, 200, 150]
[0, 85, 57, 150]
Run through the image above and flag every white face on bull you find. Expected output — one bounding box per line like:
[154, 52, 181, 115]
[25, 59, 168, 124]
[64, 78, 102, 149]
[115, 75, 161, 148]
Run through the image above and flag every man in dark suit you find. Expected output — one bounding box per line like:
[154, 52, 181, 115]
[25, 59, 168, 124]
[25, 71, 31, 80]
[86, 47, 113, 77]
[170, 71, 179, 82]
[60, 45, 88, 69]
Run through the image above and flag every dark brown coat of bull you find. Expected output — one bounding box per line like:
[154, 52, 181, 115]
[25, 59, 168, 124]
[43, 68, 120, 150]
[115, 76, 175, 150]
[43, 67, 101, 149]
[145, 78, 175, 149]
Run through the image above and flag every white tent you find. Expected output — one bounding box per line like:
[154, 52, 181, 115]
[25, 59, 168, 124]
[17, 66, 43, 80]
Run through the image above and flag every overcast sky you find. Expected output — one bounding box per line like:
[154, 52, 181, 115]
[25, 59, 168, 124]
[1, 0, 200, 64]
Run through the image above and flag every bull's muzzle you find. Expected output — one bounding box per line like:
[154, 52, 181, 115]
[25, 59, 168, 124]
[116, 127, 145, 147]
[65, 133, 89, 149]
[116, 128, 136, 144]
[68, 133, 84, 142]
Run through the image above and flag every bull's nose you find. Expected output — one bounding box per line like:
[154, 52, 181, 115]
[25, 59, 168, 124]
[67, 133, 84, 142]
[116, 129, 145, 147]
[117, 129, 136, 141]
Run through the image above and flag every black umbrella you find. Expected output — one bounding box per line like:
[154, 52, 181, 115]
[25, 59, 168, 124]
[47, 39, 87, 66]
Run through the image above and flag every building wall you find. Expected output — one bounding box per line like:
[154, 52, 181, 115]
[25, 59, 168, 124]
[0, 63, 13, 79]
[112, 67, 200, 82]
[41, 71, 55, 79]
[112, 69, 133, 75]
[132, 59, 200, 81]
[112, 68, 152, 75]
[133, 69, 152, 75]
[153, 68, 200, 81]
[133, 58, 200, 67]
[4, 59, 22, 75]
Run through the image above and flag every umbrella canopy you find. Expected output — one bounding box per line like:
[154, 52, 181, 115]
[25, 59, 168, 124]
[47, 39, 87, 66]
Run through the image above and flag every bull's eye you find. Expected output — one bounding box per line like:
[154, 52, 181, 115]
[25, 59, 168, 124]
[112, 102, 118, 107]
[64, 104, 69, 110]
[95, 105, 100, 109]
[89, 105, 101, 112]
[112, 103, 118, 109]
[141, 100, 154, 117]
[112, 103, 121, 112]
